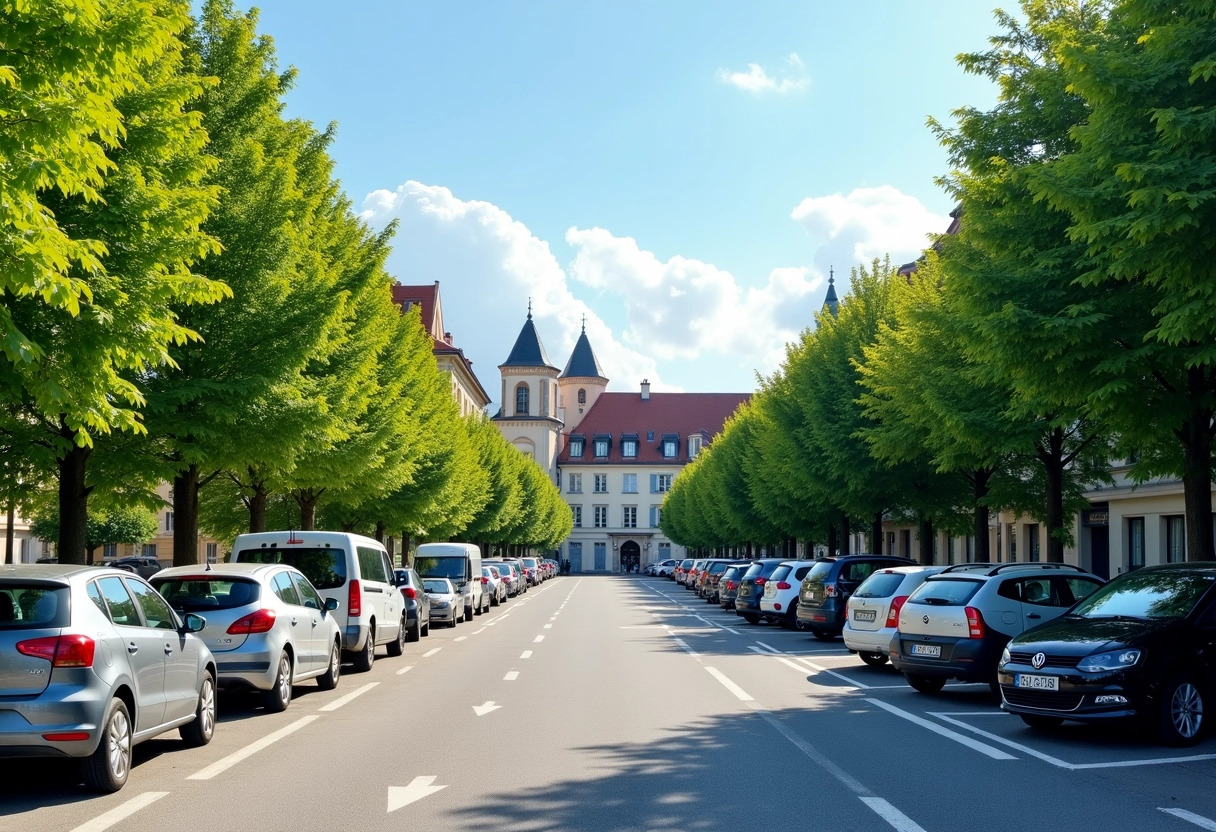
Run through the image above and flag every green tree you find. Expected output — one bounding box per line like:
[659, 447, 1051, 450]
[31, 504, 159, 564]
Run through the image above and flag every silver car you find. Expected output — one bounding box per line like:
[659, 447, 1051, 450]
[0, 564, 217, 793]
[153, 563, 342, 712]
[424, 578, 462, 626]
[481, 566, 507, 606]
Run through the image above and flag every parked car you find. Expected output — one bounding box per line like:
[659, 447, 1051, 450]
[415, 542, 486, 620]
[153, 563, 341, 712]
[796, 554, 917, 640]
[481, 565, 507, 606]
[423, 578, 462, 627]
[999, 563, 1216, 745]
[393, 567, 431, 641]
[683, 559, 708, 590]
[735, 559, 785, 624]
[520, 557, 542, 586]
[719, 564, 747, 611]
[0, 565, 216, 792]
[891, 562, 1104, 695]
[542, 559, 559, 579]
[673, 559, 694, 584]
[486, 562, 523, 597]
[232, 530, 405, 673]
[107, 556, 163, 579]
[842, 565, 946, 667]
[698, 559, 739, 603]
[759, 560, 819, 628]
[651, 559, 678, 577]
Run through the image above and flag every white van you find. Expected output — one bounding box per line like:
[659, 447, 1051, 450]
[231, 531, 404, 672]
[413, 542, 486, 622]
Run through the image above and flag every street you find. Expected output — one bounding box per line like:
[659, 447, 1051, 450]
[6, 575, 1216, 832]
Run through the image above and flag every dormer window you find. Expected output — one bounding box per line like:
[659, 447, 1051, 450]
[569, 436, 585, 457]
[661, 434, 678, 459]
[688, 435, 703, 459]
[594, 435, 611, 458]
[621, 434, 638, 458]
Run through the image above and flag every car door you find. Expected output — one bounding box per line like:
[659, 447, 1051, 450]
[1016, 576, 1070, 632]
[270, 570, 312, 676]
[126, 577, 200, 724]
[97, 576, 167, 732]
[379, 550, 402, 639]
[290, 571, 329, 673]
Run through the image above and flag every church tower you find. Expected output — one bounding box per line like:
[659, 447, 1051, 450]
[557, 319, 608, 433]
[492, 305, 562, 483]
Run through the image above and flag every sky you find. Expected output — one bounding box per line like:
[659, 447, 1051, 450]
[244, 1, 1003, 405]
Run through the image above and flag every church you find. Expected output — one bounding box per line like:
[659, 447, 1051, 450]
[492, 309, 749, 572]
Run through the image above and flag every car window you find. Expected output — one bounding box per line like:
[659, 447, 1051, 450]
[97, 576, 140, 626]
[272, 571, 301, 606]
[793, 565, 813, 581]
[357, 546, 389, 584]
[1018, 577, 1063, 607]
[0, 585, 68, 628]
[423, 579, 451, 593]
[126, 579, 177, 629]
[1072, 571, 1215, 620]
[853, 571, 906, 599]
[997, 579, 1023, 602]
[804, 561, 834, 583]
[770, 565, 792, 582]
[1061, 577, 1103, 605]
[908, 578, 982, 607]
[237, 547, 348, 590]
[844, 562, 877, 584]
[291, 573, 323, 610]
[86, 582, 109, 620]
[154, 577, 259, 611]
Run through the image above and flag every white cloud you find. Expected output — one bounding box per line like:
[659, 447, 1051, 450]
[717, 52, 810, 94]
[790, 185, 950, 273]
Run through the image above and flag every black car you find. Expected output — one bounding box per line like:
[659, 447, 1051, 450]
[796, 554, 916, 640]
[999, 563, 1216, 745]
[394, 567, 431, 641]
[734, 559, 786, 624]
[106, 555, 163, 579]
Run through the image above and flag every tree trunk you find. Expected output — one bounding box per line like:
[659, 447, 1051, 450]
[57, 437, 91, 565]
[826, 524, 838, 558]
[919, 518, 934, 565]
[871, 511, 884, 554]
[374, 521, 385, 544]
[1180, 367, 1216, 561]
[840, 512, 851, 556]
[973, 467, 993, 562]
[249, 485, 267, 533]
[173, 465, 201, 566]
[1042, 427, 1066, 563]
[4, 499, 14, 564]
[298, 493, 317, 531]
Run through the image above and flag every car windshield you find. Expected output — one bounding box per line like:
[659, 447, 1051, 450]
[804, 561, 835, 582]
[235, 547, 347, 589]
[415, 557, 466, 580]
[423, 579, 452, 594]
[908, 577, 982, 606]
[1070, 570, 1216, 620]
[0, 584, 69, 629]
[152, 577, 261, 611]
[853, 571, 907, 599]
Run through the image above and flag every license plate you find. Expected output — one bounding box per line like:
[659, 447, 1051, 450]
[853, 609, 876, 622]
[910, 643, 941, 657]
[1014, 673, 1059, 691]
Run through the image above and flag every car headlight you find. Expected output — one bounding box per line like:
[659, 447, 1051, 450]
[1000, 646, 1010, 667]
[1078, 649, 1141, 672]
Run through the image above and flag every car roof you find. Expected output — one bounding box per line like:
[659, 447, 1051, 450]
[775, 559, 819, 567]
[0, 564, 114, 582]
[928, 562, 1100, 580]
[872, 565, 947, 576]
[155, 563, 283, 579]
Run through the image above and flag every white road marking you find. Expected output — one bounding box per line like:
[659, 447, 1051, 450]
[533, 635, 545, 643]
[69, 791, 168, 832]
[474, 627, 486, 634]
[860, 796, 930, 832]
[543, 624, 552, 629]
[749, 703, 869, 793]
[775, 656, 813, 674]
[396, 664, 414, 676]
[504, 671, 519, 680]
[722, 626, 740, 635]
[318, 682, 378, 712]
[693, 616, 721, 630]
[387, 776, 447, 813]
[520, 650, 533, 659]
[423, 647, 441, 657]
[620, 625, 668, 629]
[550, 616, 558, 620]
[705, 667, 753, 701]
[187, 716, 318, 780]
[672, 637, 698, 657]
[473, 701, 501, 716]
[867, 700, 1015, 760]
[455, 636, 468, 642]
[1161, 808, 1216, 831]
[753, 642, 875, 689]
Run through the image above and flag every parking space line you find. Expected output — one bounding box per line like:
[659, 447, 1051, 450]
[867, 700, 1016, 760]
[1161, 808, 1216, 830]
[396, 665, 414, 676]
[318, 682, 378, 712]
[860, 796, 929, 832]
[775, 656, 812, 674]
[750, 645, 874, 690]
[706, 667, 753, 701]
[672, 636, 698, 657]
[69, 791, 168, 832]
[693, 616, 721, 630]
[187, 716, 318, 780]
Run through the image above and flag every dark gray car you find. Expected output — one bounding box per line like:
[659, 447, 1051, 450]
[394, 567, 431, 641]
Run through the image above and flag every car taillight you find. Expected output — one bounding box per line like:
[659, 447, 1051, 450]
[825, 585, 837, 597]
[965, 606, 985, 639]
[348, 579, 362, 617]
[401, 586, 417, 600]
[777, 581, 791, 590]
[886, 595, 908, 628]
[481, 576, 489, 584]
[755, 578, 766, 586]
[17, 634, 96, 668]
[227, 609, 276, 634]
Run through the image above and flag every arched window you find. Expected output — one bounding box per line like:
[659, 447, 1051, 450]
[515, 383, 530, 415]
[577, 388, 586, 405]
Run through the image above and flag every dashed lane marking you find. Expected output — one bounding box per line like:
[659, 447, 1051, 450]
[533, 635, 544, 643]
[69, 791, 168, 832]
[520, 650, 533, 659]
[706, 667, 753, 701]
[318, 682, 378, 712]
[396, 665, 414, 676]
[1161, 808, 1216, 831]
[187, 716, 317, 780]
[423, 647, 441, 658]
[504, 671, 519, 681]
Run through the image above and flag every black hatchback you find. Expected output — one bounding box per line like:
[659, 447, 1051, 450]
[734, 559, 786, 624]
[999, 563, 1216, 745]
[797, 554, 915, 640]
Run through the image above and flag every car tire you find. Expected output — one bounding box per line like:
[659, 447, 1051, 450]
[741, 613, 760, 625]
[1020, 714, 1063, 730]
[1158, 674, 1206, 746]
[421, 618, 430, 637]
[905, 673, 947, 694]
[811, 629, 835, 641]
[82, 697, 132, 793]
[353, 627, 375, 673]
[180, 670, 217, 746]
[859, 652, 888, 668]
[405, 618, 421, 643]
[387, 617, 406, 657]
[317, 641, 341, 690]
[264, 652, 292, 712]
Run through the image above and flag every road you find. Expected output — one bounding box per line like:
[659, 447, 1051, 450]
[5, 574, 1216, 831]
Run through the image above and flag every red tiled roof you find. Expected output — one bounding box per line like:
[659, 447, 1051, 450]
[391, 283, 440, 339]
[558, 392, 748, 464]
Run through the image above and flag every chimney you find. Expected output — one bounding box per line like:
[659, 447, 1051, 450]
[640, 379, 650, 401]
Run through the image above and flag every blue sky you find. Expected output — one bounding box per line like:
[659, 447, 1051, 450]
[245, 1, 1001, 403]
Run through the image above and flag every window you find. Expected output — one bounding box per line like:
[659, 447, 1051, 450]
[1128, 517, 1145, 570]
[1007, 524, 1016, 562]
[103, 543, 117, 559]
[143, 543, 157, 558]
[594, 506, 608, 529]
[515, 383, 530, 415]
[662, 438, 677, 458]
[594, 438, 609, 457]
[1167, 515, 1186, 563]
[594, 474, 608, 493]
[578, 389, 586, 404]
[622, 439, 637, 458]
[1027, 524, 1040, 562]
[688, 435, 703, 458]
[651, 473, 672, 493]
[649, 505, 662, 527]
[623, 506, 637, 528]
[126, 579, 176, 629]
[658, 542, 671, 560]
[291, 574, 323, 610]
[571, 505, 582, 528]
[569, 438, 584, 458]
[272, 571, 301, 606]
[97, 577, 138, 626]
[622, 473, 637, 493]
[164, 511, 174, 533]
[205, 542, 218, 563]
[357, 546, 389, 584]
[568, 473, 582, 493]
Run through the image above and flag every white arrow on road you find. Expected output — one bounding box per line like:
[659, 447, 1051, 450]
[473, 701, 502, 716]
[387, 776, 448, 812]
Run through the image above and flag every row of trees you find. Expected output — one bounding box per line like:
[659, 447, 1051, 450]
[1, 0, 571, 564]
[663, 0, 1216, 563]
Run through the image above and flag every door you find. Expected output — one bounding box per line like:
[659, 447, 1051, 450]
[127, 578, 200, 724]
[594, 543, 607, 571]
[1015, 576, 1075, 632]
[270, 570, 311, 675]
[568, 543, 582, 572]
[98, 576, 166, 731]
[1089, 525, 1110, 580]
[291, 571, 328, 674]
[620, 541, 640, 573]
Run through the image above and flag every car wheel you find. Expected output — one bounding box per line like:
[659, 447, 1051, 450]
[421, 618, 430, 637]
[405, 618, 421, 643]
[317, 641, 341, 690]
[353, 627, 375, 672]
[905, 673, 947, 694]
[180, 670, 217, 746]
[859, 652, 888, 668]
[264, 652, 292, 712]
[82, 697, 132, 793]
[1159, 675, 1206, 746]
[811, 629, 835, 642]
[1020, 714, 1063, 730]
[387, 617, 406, 657]
[741, 613, 760, 625]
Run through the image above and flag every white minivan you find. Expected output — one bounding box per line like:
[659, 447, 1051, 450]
[413, 542, 485, 622]
[231, 531, 405, 672]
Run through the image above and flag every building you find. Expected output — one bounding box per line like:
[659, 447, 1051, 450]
[492, 312, 748, 571]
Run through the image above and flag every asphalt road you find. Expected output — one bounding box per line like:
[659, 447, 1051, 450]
[5, 575, 1216, 831]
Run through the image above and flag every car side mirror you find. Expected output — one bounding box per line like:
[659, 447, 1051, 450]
[325, 597, 339, 611]
[183, 613, 207, 633]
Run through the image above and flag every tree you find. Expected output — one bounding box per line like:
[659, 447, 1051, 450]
[30, 505, 159, 564]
